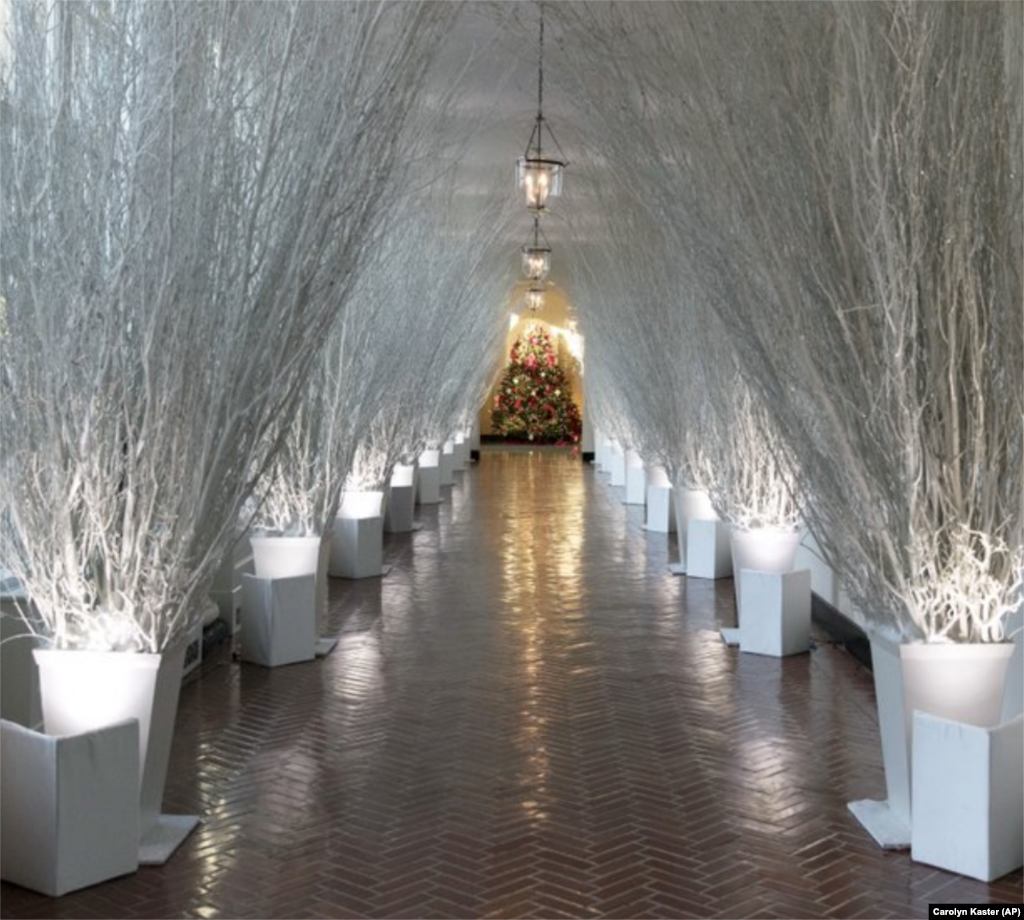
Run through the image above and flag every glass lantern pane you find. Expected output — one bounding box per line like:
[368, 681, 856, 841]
[521, 247, 551, 282]
[516, 157, 564, 211]
[526, 289, 545, 312]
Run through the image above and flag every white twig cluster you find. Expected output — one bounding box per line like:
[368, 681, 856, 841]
[257, 162, 516, 526]
[1, 1, 459, 651]
[904, 525, 1023, 644]
[552, 1, 1022, 642]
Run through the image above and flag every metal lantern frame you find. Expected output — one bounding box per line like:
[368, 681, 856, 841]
[516, 3, 567, 212]
[521, 216, 552, 282]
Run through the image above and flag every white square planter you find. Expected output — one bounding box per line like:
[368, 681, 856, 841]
[240, 574, 316, 667]
[738, 569, 811, 657]
[911, 712, 1023, 882]
[645, 484, 675, 533]
[417, 450, 441, 505]
[385, 483, 416, 533]
[686, 519, 732, 580]
[1, 718, 140, 896]
[625, 453, 646, 506]
[440, 441, 456, 487]
[329, 515, 385, 579]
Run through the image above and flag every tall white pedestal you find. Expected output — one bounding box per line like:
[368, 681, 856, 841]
[417, 450, 441, 505]
[645, 485, 675, 533]
[0, 718, 140, 897]
[240, 574, 317, 667]
[624, 452, 646, 505]
[440, 441, 456, 487]
[669, 489, 718, 575]
[329, 515, 385, 579]
[385, 465, 417, 533]
[454, 433, 470, 470]
[735, 569, 811, 656]
[911, 712, 1023, 882]
[686, 519, 732, 580]
[609, 443, 626, 487]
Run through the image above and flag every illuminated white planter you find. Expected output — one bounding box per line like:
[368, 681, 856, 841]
[850, 638, 1016, 852]
[686, 518, 732, 580]
[385, 464, 417, 533]
[594, 435, 608, 471]
[33, 643, 199, 865]
[417, 450, 441, 505]
[645, 468, 675, 534]
[730, 528, 803, 621]
[669, 489, 717, 575]
[624, 452, 646, 505]
[440, 441, 456, 487]
[250, 535, 320, 580]
[608, 443, 626, 487]
[911, 711, 1023, 882]
[249, 533, 334, 654]
[738, 569, 811, 657]
[0, 718, 140, 896]
[240, 573, 316, 667]
[330, 491, 386, 579]
[900, 642, 1014, 759]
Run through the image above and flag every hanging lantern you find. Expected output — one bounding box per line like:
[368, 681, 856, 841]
[516, 4, 567, 212]
[526, 285, 546, 313]
[521, 216, 552, 282]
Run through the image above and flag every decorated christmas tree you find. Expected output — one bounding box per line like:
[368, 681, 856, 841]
[491, 324, 582, 444]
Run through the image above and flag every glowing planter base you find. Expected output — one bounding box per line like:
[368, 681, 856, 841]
[733, 569, 811, 657]
[440, 442, 456, 487]
[331, 493, 387, 579]
[417, 451, 441, 505]
[900, 642, 1014, 761]
[911, 711, 1023, 882]
[33, 643, 199, 865]
[624, 452, 645, 505]
[250, 535, 336, 656]
[0, 718, 140, 896]
[240, 574, 316, 668]
[385, 465, 417, 534]
[250, 535, 321, 580]
[730, 529, 803, 617]
[848, 637, 1013, 851]
[669, 489, 717, 575]
[686, 519, 732, 580]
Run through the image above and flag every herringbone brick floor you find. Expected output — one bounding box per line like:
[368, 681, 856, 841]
[3, 449, 1021, 919]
